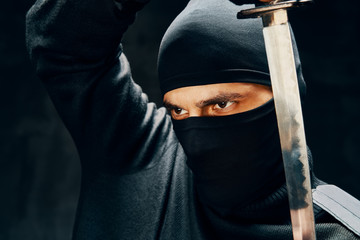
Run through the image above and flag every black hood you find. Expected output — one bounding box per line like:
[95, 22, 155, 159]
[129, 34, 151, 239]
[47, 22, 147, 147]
[157, 0, 317, 225]
[157, 0, 306, 98]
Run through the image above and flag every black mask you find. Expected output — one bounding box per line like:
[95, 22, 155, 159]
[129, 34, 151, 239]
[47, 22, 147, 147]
[159, 0, 305, 215]
[172, 100, 285, 212]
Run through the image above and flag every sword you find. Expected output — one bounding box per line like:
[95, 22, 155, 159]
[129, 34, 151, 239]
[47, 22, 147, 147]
[238, 1, 316, 239]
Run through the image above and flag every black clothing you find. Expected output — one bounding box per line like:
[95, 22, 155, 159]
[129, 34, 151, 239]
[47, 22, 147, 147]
[173, 100, 285, 213]
[26, 0, 360, 239]
[157, 1, 306, 98]
[160, 0, 295, 215]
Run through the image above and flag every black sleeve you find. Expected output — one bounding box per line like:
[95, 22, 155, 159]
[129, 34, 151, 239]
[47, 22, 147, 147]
[25, 0, 173, 174]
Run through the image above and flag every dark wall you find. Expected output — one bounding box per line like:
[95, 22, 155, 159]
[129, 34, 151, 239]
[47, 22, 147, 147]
[1, 0, 359, 239]
[290, 0, 360, 197]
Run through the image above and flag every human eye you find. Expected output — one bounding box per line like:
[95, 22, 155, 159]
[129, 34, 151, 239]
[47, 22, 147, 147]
[213, 101, 235, 110]
[170, 108, 189, 120]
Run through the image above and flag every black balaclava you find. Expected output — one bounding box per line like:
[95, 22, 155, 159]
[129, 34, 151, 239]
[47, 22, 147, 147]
[158, 0, 306, 215]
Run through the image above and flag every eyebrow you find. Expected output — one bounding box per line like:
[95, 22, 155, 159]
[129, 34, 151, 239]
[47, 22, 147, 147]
[196, 92, 244, 108]
[163, 92, 244, 110]
[163, 100, 181, 110]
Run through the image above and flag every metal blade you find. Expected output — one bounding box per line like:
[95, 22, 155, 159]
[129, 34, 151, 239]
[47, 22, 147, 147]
[262, 10, 316, 240]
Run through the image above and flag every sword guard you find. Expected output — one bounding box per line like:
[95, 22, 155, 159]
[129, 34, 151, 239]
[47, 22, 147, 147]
[237, 0, 313, 19]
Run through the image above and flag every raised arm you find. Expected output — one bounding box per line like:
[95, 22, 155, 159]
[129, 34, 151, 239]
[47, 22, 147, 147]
[26, 0, 172, 173]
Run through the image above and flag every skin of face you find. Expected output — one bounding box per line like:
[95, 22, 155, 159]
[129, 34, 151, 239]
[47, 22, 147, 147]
[163, 82, 273, 120]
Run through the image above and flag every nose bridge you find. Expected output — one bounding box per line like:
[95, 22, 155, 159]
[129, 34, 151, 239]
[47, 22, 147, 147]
[188, 107, 203, 118]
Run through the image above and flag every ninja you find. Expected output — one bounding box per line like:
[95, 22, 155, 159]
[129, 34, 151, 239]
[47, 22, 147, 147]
[26, 0, 360, 239]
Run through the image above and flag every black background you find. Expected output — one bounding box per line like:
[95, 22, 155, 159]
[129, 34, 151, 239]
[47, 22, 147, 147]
[1, 0, 359, 239]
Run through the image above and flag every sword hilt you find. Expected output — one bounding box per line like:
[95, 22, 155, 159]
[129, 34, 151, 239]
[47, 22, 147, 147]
[237, 0, 313, 19]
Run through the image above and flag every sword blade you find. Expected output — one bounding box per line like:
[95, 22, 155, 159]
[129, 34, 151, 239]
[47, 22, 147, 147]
[262, 10, 316, 240]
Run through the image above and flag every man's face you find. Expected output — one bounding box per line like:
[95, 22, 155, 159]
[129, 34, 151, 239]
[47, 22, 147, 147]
[163, 83, 273, 120]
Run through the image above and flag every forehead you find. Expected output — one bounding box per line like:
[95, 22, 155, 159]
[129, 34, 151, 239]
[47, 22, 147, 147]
[163, 82, 268, 104]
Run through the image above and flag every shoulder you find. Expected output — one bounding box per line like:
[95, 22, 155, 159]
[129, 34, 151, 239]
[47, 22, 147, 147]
[312, 184, 360, 237]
